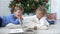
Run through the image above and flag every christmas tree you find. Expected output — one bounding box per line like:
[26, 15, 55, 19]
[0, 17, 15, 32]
[9, 0, 49, 14]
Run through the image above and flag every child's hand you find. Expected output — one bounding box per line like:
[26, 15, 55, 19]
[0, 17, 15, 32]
[17, 15, 23, 20]
[34, 26, 37, 30]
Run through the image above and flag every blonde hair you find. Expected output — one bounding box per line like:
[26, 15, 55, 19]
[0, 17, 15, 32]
[35, 6, 46, 15]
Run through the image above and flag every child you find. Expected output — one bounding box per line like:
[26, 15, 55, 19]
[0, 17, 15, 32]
[24, 6, 49, 30]
[2, 6, 24, 27]
[47, 14, 56, 25]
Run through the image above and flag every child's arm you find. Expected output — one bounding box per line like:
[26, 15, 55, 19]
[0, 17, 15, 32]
[36, 17, 49, 30]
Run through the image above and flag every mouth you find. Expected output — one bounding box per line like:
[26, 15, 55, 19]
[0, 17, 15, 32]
[18, 15, 21, 16]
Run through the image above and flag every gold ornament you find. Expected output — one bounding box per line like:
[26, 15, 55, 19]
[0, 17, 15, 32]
[34, 0, 39, 2]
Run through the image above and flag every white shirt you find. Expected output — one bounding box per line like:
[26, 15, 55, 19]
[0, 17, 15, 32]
[23, 15, 49, 30]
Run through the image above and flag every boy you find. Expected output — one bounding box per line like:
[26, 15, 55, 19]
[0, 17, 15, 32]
[2, 6, 24, 27]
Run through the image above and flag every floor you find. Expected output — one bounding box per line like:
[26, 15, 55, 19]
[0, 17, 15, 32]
[0, 20, 60, 34]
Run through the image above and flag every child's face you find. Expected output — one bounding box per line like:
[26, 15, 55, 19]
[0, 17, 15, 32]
[36, 10, 44, 19]
[14, 10, 23, 18]
[47, 14, 52, 19]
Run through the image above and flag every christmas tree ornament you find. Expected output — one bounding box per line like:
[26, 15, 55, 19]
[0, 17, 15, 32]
[16, 3, 21, 6]
[27, 4, 29, 7]
[34, 0, 39, 2]
[45, 0, 48, 3]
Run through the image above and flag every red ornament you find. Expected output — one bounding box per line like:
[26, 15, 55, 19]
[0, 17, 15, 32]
[17, 0, 21, 2]
[45, 0, 48, 3]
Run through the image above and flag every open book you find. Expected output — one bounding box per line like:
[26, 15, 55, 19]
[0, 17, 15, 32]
[9, 28, 24, 33]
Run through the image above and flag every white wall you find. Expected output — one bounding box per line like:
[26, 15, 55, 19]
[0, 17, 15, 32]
[51, 0, 60, 19]
[0, 0, 11, 16]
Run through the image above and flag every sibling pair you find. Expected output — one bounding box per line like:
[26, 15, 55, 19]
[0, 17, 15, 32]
[0, 6, 54, 29]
